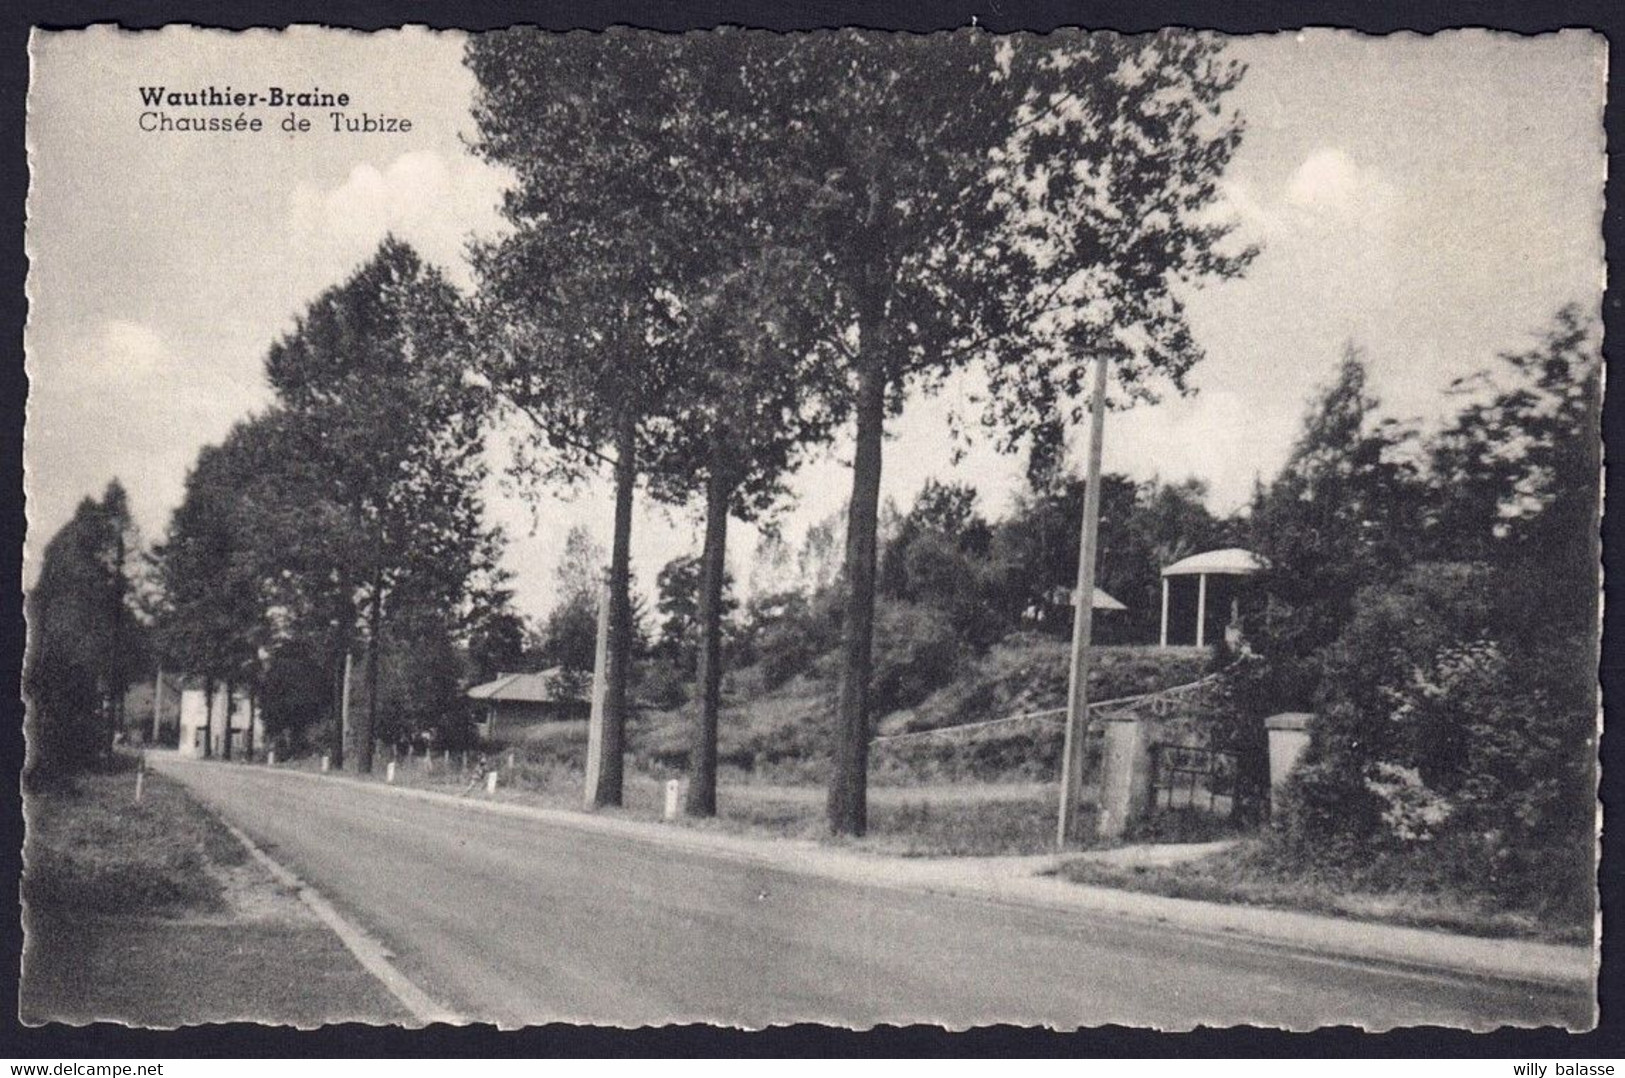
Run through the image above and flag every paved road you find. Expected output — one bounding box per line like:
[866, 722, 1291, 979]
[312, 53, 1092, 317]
[156, 756, 1591, 1030]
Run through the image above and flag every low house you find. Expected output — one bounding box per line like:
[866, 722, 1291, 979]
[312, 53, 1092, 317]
[176, 681, 263, 759]
[467, 668, 591, 741]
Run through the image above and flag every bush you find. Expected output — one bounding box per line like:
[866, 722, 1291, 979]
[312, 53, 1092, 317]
[1274, 561, 1496, 848]
[636, 655, 689, 711]
[752, 590, 841, 691]
[868, 601, 962, 717]
[1269, 562, 1594, 918]
[898, 532, 1010, 647]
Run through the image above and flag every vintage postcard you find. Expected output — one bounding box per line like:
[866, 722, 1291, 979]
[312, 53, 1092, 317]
[20, 23, 1604, 1032]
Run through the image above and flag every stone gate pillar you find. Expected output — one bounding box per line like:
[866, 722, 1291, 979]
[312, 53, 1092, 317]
[1096, 715, 1153, 840]
[1265, 712, 1314, 814]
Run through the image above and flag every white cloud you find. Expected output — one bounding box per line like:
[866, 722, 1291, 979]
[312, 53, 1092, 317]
[95, 320, 168, 382]
[1284, 147, 1395, 225]
[40, 319, 173, 392]
[289, 150, 511, 288]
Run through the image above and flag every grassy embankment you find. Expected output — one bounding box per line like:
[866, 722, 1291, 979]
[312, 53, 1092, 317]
[374, 631, 1590, 941]
[362, 639, 1210, 856]
[22, 756, 407, 1026]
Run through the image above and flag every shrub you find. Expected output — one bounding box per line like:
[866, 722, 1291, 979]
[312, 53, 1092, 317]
[868, 601, 961, 717]
[635, 654, 689, 711]
[752, 590, 841, 691]
[1270, 562, 1594, 918]
[1273, 561, 1496, 848]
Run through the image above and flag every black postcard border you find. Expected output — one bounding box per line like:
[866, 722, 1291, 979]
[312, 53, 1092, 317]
[0, 0, 1619, 1060]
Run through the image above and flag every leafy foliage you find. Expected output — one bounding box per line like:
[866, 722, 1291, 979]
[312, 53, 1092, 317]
[1251, 309, 1600, 917]
[1244, 348, 1429, 709]
[151, 240, 500, 764]
[653, 554, 738, 673]
[25, 482, 144, 778]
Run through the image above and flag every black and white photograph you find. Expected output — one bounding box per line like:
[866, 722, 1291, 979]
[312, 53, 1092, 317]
[17, 20, 1606, 1034]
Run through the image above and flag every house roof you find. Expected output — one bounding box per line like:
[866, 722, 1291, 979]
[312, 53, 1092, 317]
[1161, 547, 1265, 578]
[466, 668, 584, 704]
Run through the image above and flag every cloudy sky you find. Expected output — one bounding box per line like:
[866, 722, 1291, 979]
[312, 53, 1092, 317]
[25, 26, 1606, 618]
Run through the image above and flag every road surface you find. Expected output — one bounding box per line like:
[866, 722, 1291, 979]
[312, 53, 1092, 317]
[156, 756, 1591, 1030]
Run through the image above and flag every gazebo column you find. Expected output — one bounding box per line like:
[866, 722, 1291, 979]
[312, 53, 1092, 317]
[1159, 577, 1170, 647]
[1195, 572, 1208, 647]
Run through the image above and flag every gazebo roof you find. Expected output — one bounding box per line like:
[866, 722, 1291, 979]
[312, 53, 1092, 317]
[1053, 585, 1131, 611]
[1161, 547, 1264, 578]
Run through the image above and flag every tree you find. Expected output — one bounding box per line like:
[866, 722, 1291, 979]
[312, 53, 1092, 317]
[1245, 348, 1429, 708]
[652, 253, 847, 815]
[467, 30, 1255, 831]
[263, 238, 497, 773]
[468, 603, 529, 685]
[25, 481, 143, 778]
[468, 31, 850, 811]
[153, 411, 311, 759]
[653, 554, 740, 672]
[1428, 304, 1602, 664]
[467, 31, 728, 806]
[741, 31, 1257, 834]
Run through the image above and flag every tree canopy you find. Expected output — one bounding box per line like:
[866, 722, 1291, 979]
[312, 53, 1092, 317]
[25, 481, 143, 778]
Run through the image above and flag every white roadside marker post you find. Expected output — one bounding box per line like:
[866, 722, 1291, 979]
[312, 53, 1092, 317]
[267, 749, 276, 767]
[321, 754, 330, 773]
[134, 762, 145, 804]
[507, 750, 515, 771]
[663, 779, 681, 821]
[386, 761, 396, 784]
[486, 770, 498, 795]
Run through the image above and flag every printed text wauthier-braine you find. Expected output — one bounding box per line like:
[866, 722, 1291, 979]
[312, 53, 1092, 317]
[138, 85, 350, 108]
[135, 85, 414, 133]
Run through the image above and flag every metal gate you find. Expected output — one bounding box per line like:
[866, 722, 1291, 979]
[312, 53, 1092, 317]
[1150, 742, 1237, 816]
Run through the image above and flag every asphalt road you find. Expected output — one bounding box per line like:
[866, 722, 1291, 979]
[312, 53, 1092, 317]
[156, 756, 1591, 1030]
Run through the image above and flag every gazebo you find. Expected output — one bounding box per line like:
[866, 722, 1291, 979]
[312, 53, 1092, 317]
[1159, 548, 1263, 647]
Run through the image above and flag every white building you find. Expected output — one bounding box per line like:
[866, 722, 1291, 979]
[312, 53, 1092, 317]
[176, 683, 264, 759]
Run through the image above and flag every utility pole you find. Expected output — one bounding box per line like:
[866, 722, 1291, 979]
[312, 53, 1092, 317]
[1057, 355, 1110, 849]
[583, 579, 613, 807]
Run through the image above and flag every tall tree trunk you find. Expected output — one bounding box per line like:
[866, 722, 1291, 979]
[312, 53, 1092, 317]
[594, 408, 637, 807]
[223, 679, 236, 761]
[829, 343, 888, 837]
[686, 462, 731, 817]
[360, 581, 383, 774]
[202, 675, 214, 758]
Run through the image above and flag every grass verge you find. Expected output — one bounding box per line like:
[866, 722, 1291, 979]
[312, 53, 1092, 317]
[683, 792, 1092, 857]
[23, 761, 244, 917]
[22, 761, 409, 1026]
[1054, 835, 1591, 945]
[345, 749, 1091, 857]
